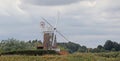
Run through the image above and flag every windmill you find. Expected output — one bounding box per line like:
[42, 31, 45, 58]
[40, 15, 70, 51]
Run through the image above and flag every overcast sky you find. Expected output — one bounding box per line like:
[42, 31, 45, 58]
[0, 0, 120, 48]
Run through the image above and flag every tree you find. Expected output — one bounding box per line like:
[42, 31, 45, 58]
[104, 40, 113, 51]
[97, 45, 103, 49]
[113, 42, 119, 51]
[78, 46, 87, 52]
[95, 45, 105, 52]
[58, 42, 82, 53]
[0, 38, 35, 52]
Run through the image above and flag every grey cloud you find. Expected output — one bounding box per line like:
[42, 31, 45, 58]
[21, 0, 81, 6]
[1, 0, 120, 48]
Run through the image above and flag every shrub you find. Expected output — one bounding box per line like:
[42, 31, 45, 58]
[1, 50, 57, 56]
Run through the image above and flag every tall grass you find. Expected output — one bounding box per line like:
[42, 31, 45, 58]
[0, 52, 120, 61]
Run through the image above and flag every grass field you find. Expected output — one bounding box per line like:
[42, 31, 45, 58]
[0, 52, 120, 61]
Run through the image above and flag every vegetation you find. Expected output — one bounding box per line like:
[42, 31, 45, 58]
[96, 52, 120, 58]
[58, 40, 120, 53]
[0, 38, 88, 53]
[0, 38, 120, 61]
[0, 38, 42, 53]
[0, 52, 120, 61]
[91, 40, 120, 53]
[58, 42, 87, 53]
[0, 38, 120, 53]
[1, 50, 57, 56]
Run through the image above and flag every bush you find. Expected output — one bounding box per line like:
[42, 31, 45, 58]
[1, 50, 57, 56]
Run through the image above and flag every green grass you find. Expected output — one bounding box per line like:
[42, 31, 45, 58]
[0, 52, 120, 61]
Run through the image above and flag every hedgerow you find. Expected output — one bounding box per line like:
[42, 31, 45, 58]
[1, 50, 57, 56]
